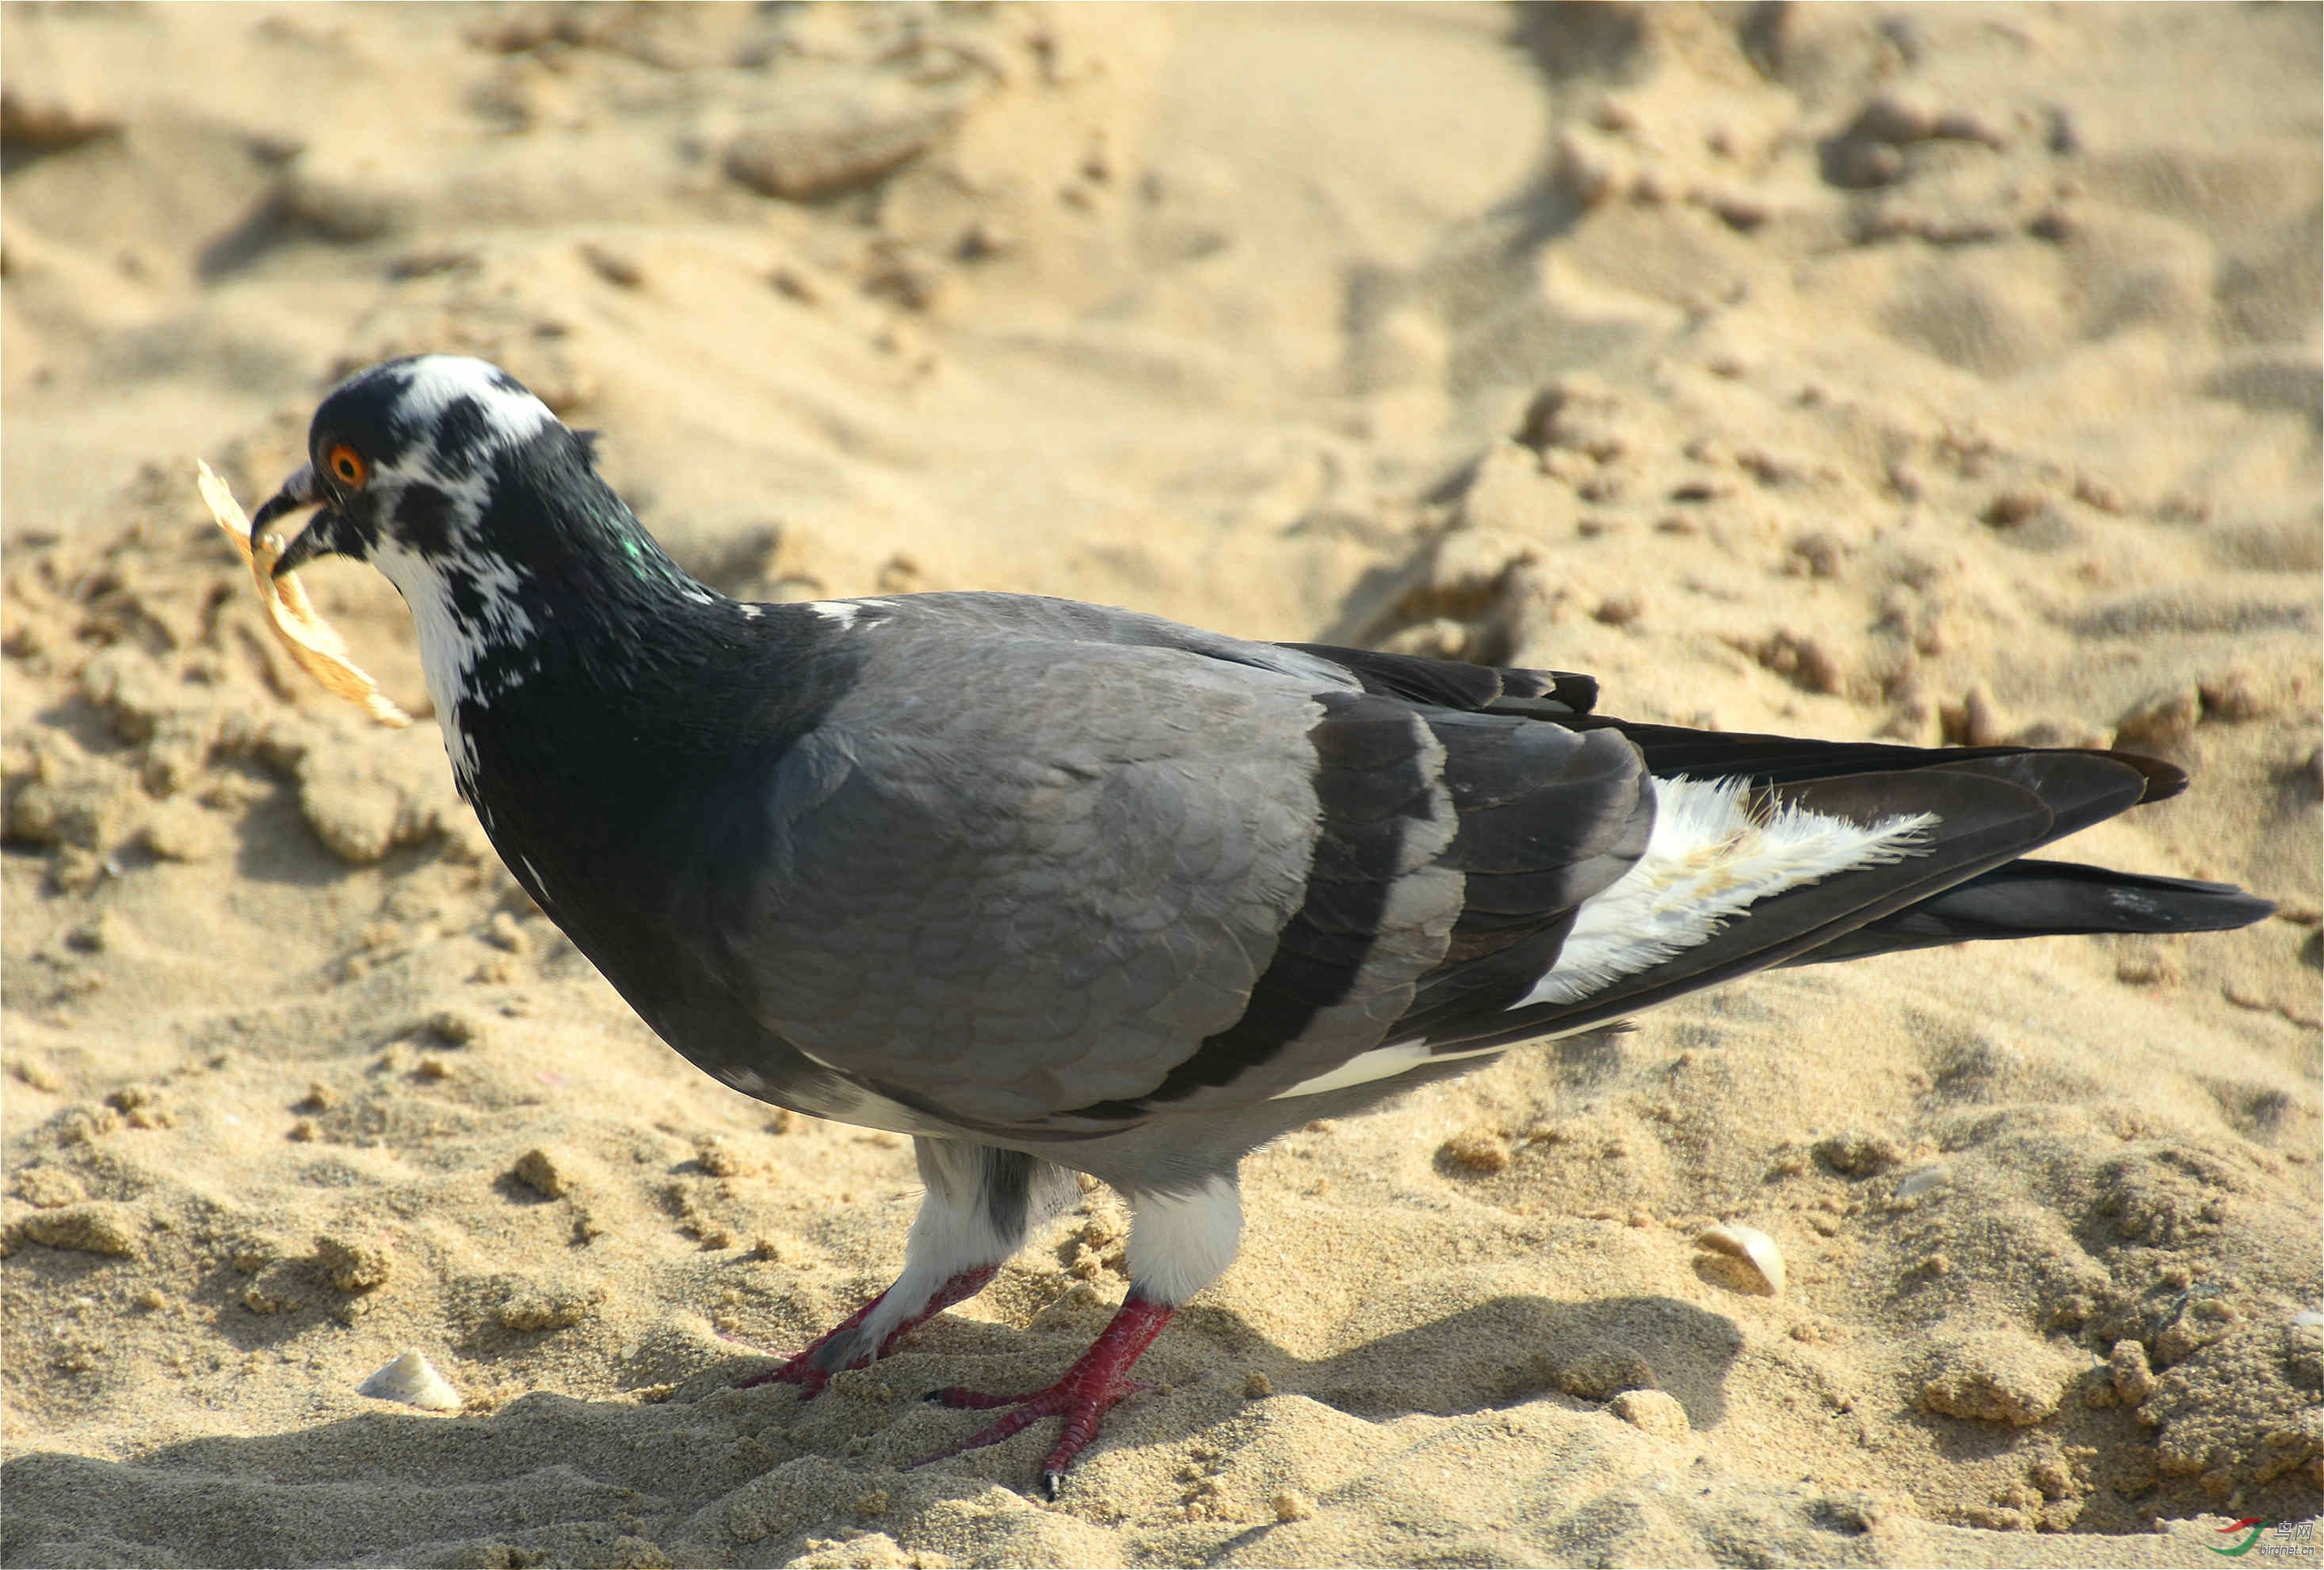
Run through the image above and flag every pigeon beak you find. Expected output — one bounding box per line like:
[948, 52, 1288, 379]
[250, 464, 338, 577]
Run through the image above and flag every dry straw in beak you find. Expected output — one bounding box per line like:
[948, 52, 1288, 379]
[198, 459, 411, 728]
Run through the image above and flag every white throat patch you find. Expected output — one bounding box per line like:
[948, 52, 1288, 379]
[368, 536, 539, 787]
[355, 359, 567, 785]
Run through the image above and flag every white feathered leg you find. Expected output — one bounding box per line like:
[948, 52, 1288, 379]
[924, 1172, 1245, 1496]
[743, 1140, 1074, 1394]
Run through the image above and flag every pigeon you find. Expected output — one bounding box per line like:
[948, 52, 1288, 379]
[250, 355, 2273, 1495]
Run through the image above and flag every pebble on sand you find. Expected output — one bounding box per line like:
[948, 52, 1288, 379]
[358, 1350, 462, 1412]
[1696, 1224, 1786, 1296]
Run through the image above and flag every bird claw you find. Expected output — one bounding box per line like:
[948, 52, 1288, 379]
[924, 1382, 1033, 1410]
[914, 1372, 1143, 1490]
[735, 1266, 1002, 1401]
[923, 1377, 1152, 1411]
[735, 1353, 833, 1397]
[913, 1296, 1178, 1493]
[714, 1326, 830, 1396]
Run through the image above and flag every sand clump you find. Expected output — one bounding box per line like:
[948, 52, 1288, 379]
[1915, 1328, 2083, 1427]
[3, 4, 2318, 1566]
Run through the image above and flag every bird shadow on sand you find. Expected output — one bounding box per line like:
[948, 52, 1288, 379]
[855, 1289, 1740, 1436]
[0, 1293, 1738, 1566]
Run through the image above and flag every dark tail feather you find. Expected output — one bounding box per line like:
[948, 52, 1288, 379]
[1788, 860, 2276, 965]
[1563, 715, 2190, 806]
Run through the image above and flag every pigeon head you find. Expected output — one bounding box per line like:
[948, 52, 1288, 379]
[254, 354, 567, 578]
[252, 355, 708, 764]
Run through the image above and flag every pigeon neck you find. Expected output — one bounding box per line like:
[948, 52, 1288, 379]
[374, 471, 738, 791]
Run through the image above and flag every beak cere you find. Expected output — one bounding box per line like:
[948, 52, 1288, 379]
[250, 464, 335, 577]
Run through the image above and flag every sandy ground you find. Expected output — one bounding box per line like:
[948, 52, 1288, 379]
[2, 5, 2319, 1566]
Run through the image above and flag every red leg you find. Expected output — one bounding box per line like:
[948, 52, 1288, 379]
[738, 1264, 999, 1397]
[921, 1295, 1177, 1497]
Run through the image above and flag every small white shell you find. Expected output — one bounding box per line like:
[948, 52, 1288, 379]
[1696, 1224, 1785, 1296]
[1893, 1163, 1952, 1201]
[2294, 1309, 2323, 1331]
[358, 1349, 462, 1411]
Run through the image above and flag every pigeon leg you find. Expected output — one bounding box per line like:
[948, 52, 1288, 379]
[738, 1263, 998, 1397]
[739, 1141, 1077, 1397]
[922, 1295, 1177, 1498]
[918, 1175, 1244, 1495]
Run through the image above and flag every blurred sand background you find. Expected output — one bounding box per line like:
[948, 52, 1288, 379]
[2, 4, 2319, 1565]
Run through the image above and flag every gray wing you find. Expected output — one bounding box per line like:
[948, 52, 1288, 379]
[833, 592, 1598, 717]
[713, 597, 1648, 1131]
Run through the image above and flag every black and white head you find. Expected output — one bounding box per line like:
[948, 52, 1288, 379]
[251, 356, 702, 772]
[254, 354, 574, 583]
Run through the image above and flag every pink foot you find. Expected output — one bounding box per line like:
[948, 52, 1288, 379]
[737, 1264, 999, 1397]
[920, 1296, 1177, 1497]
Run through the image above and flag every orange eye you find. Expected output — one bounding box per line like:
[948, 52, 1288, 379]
[325, 444, 368, 489]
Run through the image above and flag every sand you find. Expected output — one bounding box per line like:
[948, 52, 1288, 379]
[2, 4, 2318, 1565]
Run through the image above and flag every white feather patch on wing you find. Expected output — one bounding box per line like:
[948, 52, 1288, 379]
[1513, 774, 1936, 1009]
[1269, 773, 1937, 1103]
[1268, 1039, 1506, 1100]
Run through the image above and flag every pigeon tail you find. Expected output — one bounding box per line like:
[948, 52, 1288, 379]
[1787, 859, 2277, 965]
